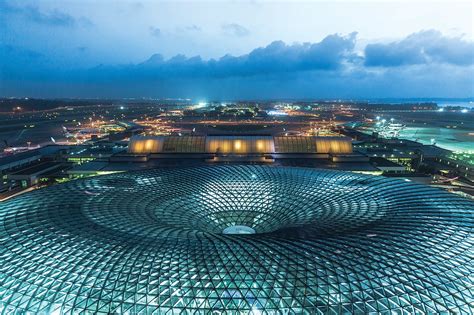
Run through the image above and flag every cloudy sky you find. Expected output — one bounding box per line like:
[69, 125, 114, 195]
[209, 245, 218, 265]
[1, 0, 473, 99]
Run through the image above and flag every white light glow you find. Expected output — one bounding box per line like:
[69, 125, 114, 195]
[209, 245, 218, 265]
[268, 110, 288, 116]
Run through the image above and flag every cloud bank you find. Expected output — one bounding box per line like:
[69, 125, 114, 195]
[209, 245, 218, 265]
[107, 32, 357, 79]
[365, 30, 474, 67]
[1, 30, 473, 98]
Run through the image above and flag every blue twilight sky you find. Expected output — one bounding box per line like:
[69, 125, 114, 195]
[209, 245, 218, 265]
[0, 0, 473, 99]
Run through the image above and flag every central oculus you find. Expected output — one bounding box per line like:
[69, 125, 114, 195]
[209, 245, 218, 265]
[222, 225, 256, 235]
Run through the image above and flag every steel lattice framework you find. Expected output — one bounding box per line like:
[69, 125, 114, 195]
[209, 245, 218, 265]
[0, 165, 473, 314]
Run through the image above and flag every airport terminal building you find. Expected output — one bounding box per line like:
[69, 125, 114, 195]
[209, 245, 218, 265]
[128, 135, 353, 155]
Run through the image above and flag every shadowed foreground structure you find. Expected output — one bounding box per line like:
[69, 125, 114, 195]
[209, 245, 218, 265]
[0, 166, 472, 314]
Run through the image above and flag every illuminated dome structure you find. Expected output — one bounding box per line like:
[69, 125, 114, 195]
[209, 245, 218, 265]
[0, 166, 472, 314]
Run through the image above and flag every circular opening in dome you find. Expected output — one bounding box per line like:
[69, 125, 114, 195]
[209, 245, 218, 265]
[222, 225, 256, 235]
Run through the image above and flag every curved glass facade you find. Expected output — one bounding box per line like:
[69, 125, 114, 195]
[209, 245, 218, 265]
[0, 165, 472, 314]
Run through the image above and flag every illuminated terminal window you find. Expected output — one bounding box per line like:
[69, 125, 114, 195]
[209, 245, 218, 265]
[127, 136, 164, 153]
[206, 136, 274, 154]
[315, 137, 353, 154]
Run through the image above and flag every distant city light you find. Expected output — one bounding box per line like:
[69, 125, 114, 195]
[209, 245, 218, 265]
[120, 106, 125, 110]
[268, 110, 288, 116]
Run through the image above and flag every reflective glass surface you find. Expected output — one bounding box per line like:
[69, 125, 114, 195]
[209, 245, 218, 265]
[0, 165, 473, 314]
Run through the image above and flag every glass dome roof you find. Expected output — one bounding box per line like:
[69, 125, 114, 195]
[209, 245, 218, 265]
[0, 165, 472, 314]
